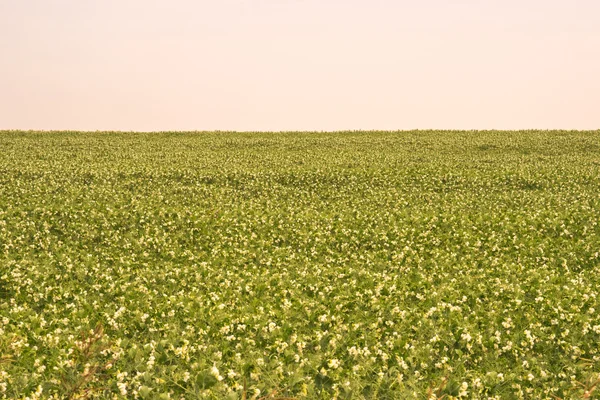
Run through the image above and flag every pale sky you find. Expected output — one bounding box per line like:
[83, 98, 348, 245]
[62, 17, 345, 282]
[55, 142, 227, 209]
[1, 0, 599, 131]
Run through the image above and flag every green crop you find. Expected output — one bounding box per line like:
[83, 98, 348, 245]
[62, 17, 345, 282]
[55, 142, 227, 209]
[1, 130, 599, 399]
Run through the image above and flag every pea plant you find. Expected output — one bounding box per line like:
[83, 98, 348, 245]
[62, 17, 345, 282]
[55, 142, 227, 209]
[1, 130, 599, 399]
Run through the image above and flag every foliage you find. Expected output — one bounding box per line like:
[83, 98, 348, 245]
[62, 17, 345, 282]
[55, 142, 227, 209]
[1, 130, 600, 399]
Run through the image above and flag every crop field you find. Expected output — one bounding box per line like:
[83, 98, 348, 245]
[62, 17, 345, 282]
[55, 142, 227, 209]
[1, 130, 600, 399]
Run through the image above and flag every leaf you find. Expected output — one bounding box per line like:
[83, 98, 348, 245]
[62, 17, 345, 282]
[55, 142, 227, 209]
[196, 372, 218, 389]
[139, 386, 152, 399]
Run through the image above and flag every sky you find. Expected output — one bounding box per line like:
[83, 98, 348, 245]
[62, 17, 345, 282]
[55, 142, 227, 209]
[1, 0, 599, 131]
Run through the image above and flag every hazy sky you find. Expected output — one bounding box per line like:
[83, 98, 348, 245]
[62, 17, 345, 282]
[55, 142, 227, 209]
[1, 0, 599, 131]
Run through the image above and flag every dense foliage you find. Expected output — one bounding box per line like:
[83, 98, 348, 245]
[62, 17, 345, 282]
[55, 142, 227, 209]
[1, 130, 600, 399]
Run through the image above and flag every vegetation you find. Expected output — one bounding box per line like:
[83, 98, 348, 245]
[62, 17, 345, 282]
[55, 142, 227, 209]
[1, 130, 600, 399]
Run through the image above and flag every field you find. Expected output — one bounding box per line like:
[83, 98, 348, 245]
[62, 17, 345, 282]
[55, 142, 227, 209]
[1, 130, 600, 399]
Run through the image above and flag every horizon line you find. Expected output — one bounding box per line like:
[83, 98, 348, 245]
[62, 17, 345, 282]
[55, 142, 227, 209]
[2, 129, 600, 134]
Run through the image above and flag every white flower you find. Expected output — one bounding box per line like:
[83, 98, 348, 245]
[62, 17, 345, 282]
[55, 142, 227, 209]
[211, 364, 224, 381]
[117, 382, 127, 396]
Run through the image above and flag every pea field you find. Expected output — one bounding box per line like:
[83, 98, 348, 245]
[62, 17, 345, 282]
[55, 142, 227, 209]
[1, 130, 600, 399]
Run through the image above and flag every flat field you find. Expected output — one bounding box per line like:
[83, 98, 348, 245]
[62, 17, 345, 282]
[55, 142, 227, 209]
[1, 130, 600, 399]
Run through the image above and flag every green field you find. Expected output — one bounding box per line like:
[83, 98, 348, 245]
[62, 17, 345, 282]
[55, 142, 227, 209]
[1, 130, 600, 399]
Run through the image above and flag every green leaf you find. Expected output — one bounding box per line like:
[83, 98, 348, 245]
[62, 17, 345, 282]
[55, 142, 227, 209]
[196, 372, 218, 389]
